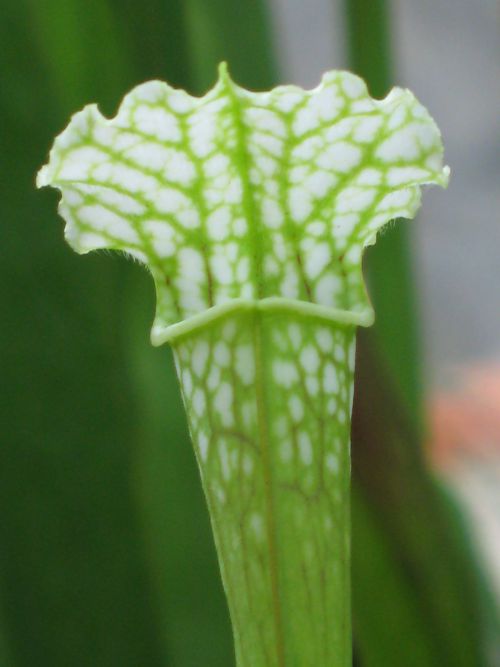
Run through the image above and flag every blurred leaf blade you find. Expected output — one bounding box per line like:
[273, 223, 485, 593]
[27, 0, 132, 110]
[1, 2, 166, 665]
[352, 486, 440, 666]
[352, 337, 490, 665]
[344, 0, 494, 665]
[183, 0, 278, 92]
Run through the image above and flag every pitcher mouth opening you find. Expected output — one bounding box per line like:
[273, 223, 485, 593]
[151, 297, 373, 346]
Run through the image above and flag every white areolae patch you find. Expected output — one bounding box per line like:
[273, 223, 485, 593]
[326, 453, 339, 474]
[289, 395, 304, 422]
[323, 362, 340, 394]
[214, 382, 233, 426]
[315, 328, 334, 353]
[192, 340, 210, 377]
[235, 344, 255, 385]
[214, 341, 231, 367]
[198, 432, 209, 462]
[192, 388, 206, 416]
[273, 360, 299, 388]
[298, 431, 313, 465]
[300, 345, 320, 374]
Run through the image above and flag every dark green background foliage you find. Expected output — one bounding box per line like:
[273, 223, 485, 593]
[0, 1, 496, 665]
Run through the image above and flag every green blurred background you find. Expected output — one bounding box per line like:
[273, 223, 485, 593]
[1, 1, 498, 665]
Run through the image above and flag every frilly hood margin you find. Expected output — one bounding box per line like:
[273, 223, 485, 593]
[38, 63, 449, 345]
